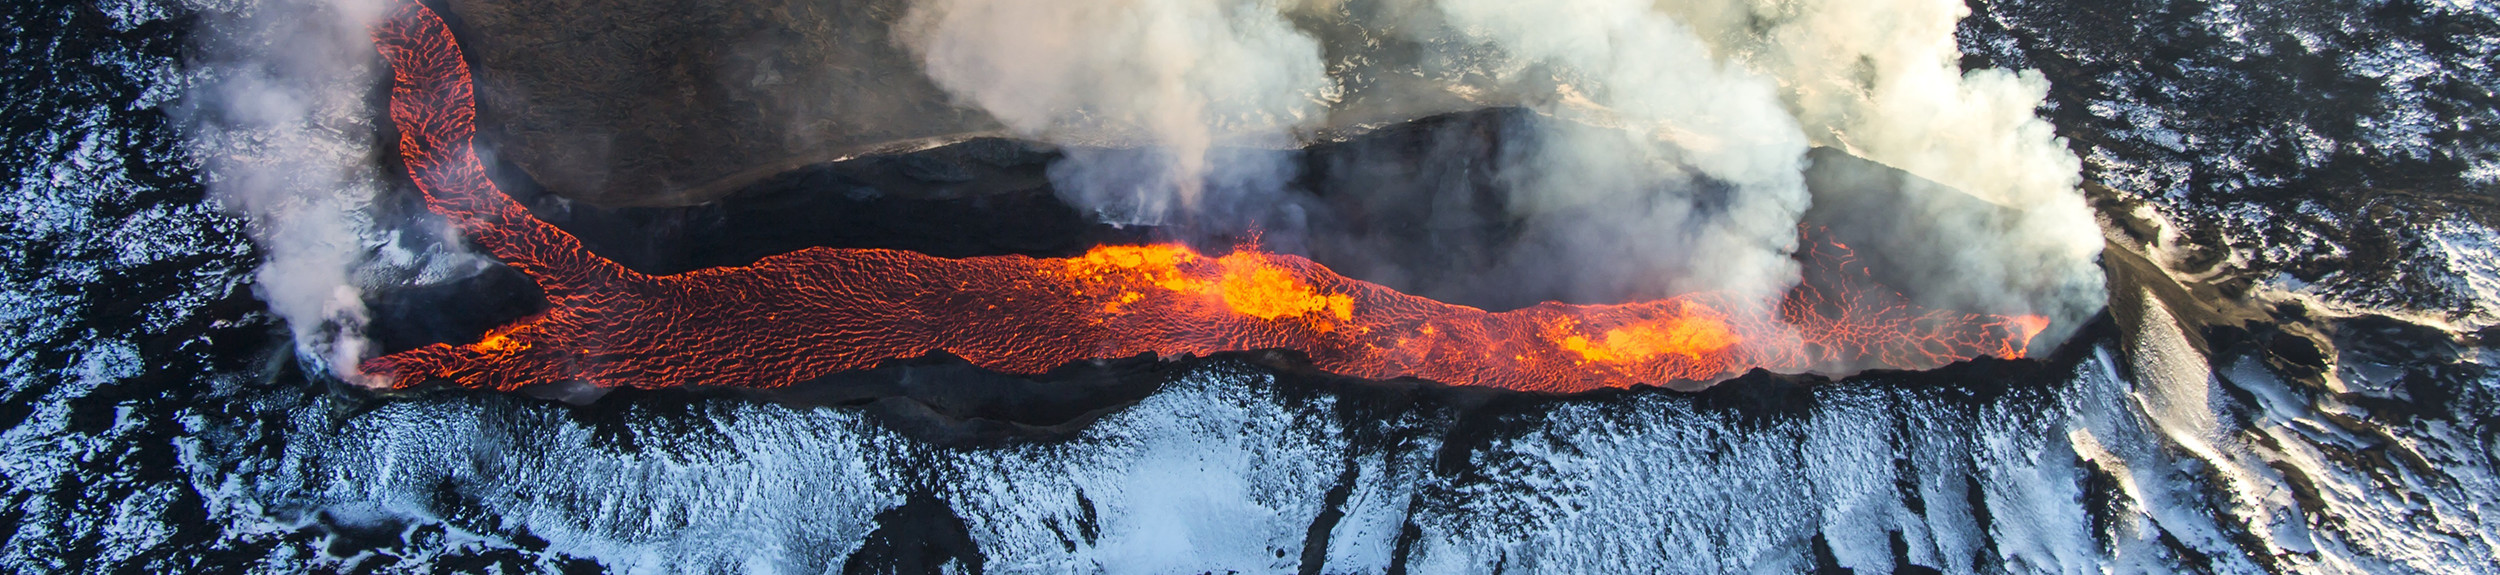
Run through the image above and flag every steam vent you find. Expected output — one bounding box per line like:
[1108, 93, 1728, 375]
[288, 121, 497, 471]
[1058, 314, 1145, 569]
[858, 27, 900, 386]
[7, 0, 2499, 571]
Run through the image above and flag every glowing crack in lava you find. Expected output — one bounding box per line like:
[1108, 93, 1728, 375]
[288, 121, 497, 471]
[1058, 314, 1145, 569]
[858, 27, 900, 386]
[363, 2, 2050, 394]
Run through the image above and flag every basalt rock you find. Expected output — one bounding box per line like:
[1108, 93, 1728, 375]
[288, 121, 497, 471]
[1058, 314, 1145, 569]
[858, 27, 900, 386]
[445, 0, 1000, 206]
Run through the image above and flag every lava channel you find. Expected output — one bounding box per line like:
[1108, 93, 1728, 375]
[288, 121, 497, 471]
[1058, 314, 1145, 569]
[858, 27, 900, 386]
[362, 1, 2051, 394]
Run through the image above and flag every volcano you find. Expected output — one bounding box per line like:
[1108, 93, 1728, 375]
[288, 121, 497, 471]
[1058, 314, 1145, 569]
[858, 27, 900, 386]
[364, 1, 2046, 394]
[12, 0, 2500, 570]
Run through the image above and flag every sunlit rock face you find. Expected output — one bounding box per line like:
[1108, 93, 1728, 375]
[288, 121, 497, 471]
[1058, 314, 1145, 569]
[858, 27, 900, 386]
[2, 0, 2497, 573]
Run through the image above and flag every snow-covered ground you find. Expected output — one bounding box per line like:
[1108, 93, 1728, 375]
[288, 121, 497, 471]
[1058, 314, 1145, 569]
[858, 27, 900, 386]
[216, 311, 2491, 573]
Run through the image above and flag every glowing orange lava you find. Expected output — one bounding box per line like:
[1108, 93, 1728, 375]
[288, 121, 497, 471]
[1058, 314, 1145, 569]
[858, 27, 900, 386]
[361, 1, 2047, 394]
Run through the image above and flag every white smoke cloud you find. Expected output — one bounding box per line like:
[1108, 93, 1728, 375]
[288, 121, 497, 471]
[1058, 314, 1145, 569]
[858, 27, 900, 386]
[1403, 0, 1816, 301]
[902, 0, 1817, 301]
[898, 0, 1340, 225]
[179, 0, 440, 385]
[898, 0, 2104, 345]
[1662, 0, 2107, 328]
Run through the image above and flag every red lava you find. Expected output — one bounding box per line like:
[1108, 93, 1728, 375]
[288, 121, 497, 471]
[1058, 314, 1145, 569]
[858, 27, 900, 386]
[363, 1, 2048, 394]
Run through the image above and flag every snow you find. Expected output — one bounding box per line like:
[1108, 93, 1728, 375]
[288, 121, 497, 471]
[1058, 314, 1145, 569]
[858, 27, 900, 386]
[2427, 216, 2500, 328]
[948, 368, 1345, 573]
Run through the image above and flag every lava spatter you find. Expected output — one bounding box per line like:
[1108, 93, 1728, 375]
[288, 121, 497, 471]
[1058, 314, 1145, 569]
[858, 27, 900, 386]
[361, 1, 2047, 394]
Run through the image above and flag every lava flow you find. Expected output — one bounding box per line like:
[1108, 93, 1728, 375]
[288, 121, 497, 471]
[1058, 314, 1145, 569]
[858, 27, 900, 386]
[362, 1, 2049, 394]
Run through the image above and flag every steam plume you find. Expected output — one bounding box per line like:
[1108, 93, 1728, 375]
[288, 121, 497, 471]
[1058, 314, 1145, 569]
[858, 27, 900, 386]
[899, 0, 2104, 347]
[897, 0, 1339, 225]
[1393, 0, 1816, 302]
[181, 0, 465, 384]
[1660, 0, 2106, 339]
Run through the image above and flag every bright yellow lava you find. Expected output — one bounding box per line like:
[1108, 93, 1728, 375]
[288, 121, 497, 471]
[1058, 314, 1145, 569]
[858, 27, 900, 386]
[1216, 252, 1354, 322]
[1058, 244, 1354, 322]
[1061, 244, 1209, 293]
[1553, 307, 1739, 365]
[468, 325, 528, 354]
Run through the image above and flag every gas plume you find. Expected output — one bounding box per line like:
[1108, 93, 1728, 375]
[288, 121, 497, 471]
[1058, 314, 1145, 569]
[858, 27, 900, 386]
[1657, 0, 2106, 342]
[180, 0, 482, 384]
[180, 0, 391, 383]
[897, 0, 1338, 225]
[897, 0, 2105, 346]
[1385, 0, 1817, 303]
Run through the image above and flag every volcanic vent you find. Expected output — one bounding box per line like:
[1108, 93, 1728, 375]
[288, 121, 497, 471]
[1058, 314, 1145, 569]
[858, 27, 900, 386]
[363, 1, 2047, 394]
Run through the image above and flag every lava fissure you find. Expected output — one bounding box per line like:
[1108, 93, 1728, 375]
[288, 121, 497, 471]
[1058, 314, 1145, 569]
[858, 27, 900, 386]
[361, 1, 2047, 394]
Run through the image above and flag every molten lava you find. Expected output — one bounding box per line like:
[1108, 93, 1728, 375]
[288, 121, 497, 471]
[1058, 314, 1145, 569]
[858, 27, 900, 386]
[362, 1, 2049, 394]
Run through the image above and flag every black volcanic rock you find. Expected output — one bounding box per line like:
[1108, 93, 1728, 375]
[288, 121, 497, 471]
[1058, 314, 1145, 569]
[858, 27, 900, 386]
[445, 0, 1000, 206]
[756, 352, 1177, 448]
[1960, 0, 2500, 322]
[843, 493, 986, 574]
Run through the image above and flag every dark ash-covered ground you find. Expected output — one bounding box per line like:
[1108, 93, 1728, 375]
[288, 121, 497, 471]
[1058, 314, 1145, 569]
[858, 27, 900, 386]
[3, 0, 2498, 573]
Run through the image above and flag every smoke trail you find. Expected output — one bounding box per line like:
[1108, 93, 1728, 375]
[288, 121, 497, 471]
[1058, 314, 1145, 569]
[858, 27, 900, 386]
[897, 0, 1339, 225]
[180, 0, 468, 385]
